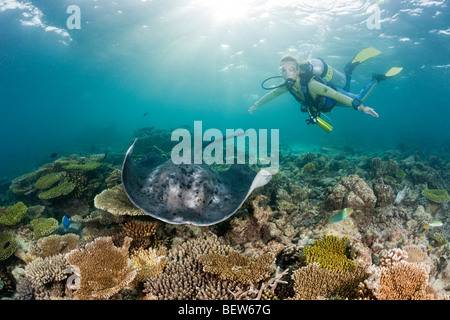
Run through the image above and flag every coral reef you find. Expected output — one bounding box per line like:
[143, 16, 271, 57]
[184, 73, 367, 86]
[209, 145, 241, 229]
[0, 127, 448, 300]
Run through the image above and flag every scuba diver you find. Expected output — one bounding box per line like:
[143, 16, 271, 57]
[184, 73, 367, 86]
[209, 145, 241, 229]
[248, 47, 403, 132]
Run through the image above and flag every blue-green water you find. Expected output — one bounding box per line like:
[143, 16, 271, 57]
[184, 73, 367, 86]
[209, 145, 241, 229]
[1, 0, 449, 179]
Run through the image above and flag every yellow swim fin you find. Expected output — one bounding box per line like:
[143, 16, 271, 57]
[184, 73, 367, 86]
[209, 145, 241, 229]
[351, 47, 381, 64]
[385, 67, 403, 78]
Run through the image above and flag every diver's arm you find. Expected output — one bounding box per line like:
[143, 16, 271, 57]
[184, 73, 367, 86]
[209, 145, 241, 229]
[308, 79, 353, 106]
[308, 79, 379, 117]
[248, 86, 288, 114]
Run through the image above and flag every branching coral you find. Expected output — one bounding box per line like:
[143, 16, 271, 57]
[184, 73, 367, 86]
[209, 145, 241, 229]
[364, 261, 435, 300]
[24, 253, 69, 286]
[116, 220, 158, 252]
[291, 262, 368, 300]
[30, 217, 59, 239]
[198, 250, 275, 285]
[130, 247, 168, 282]
[94, 184, 145, 216]
[303, 235, 355, 271]
[0, 201, 27, 226]
[65, 236, 136, 300]
[0, 232, 18, 261]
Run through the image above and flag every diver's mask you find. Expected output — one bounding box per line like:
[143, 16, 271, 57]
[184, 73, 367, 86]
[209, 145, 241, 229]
[278, 65, 298, 78]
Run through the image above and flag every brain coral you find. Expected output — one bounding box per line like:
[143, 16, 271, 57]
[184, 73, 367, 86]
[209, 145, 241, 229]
[0, 201, 27, 226]
[65, 236, 136, 300]
[0, 232, 19, 261]
[30, 218, 59, 239]
[421, 189, 450, 204]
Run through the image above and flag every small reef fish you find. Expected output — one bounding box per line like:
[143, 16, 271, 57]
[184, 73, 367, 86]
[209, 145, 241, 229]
[62, 215, 71, 232]
[143, 113, 148, 117]
[423, 220, 443, 229]
[50, 152, 58, 158]
[321, 147, 334, 152]
[327, 208, 353, 224]
[394, 187, 410, 205]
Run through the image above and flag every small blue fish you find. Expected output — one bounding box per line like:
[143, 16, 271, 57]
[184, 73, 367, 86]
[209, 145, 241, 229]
[327, 208, 353, 224]
[62, 215, 71, 232]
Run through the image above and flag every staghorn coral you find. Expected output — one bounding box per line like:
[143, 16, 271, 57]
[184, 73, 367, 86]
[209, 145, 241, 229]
[37, 234, 80, 258]
[364, 260, 435, 300]
[198, 250, 275, 285]
[38, 182, 76, 200]
[291, 262, 368, 300]
[0, 232, 19, 261]
[30, 217, 58, 239]
[0, 201, 27, 226]
[130, 247, 168, 282]
[65, 236, 136, 300]
[94, 184, 145, 216]
[143, 257, 239, 300]
[24, 253, 69, 286]
[303, 235, 355, 271]
[168, 235, 225, 262]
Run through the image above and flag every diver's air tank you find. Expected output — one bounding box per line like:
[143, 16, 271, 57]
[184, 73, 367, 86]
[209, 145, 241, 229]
[309, 58, 347, 89]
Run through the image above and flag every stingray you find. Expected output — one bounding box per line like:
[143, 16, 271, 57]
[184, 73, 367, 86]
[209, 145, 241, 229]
[121, 138, 272, 226]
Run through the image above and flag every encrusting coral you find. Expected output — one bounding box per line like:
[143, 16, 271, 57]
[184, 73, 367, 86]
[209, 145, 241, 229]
[0, 232, 19, 261]
[0, 201, 27, 226]
[421, 189, 450, 204]
[65, 236, 136, 300]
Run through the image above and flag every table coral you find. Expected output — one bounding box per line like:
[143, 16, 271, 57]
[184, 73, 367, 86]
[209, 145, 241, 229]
[0, 201, 27, 226]
[0, 232, 18, 261]
[65, 236, 136, 300]
[303, 235, 355, 271]
[38, 182, 76, 200]
[93, 184, 145, 216]
[117, 220, 158, 252]
[30, 217, 59, 239]
[34, 172, 62, 190]
[37, 234, 80, 257]
[62, 162, 101, 171]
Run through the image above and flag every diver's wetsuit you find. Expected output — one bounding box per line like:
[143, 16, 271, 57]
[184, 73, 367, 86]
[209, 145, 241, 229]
[253, 75, 379, 112]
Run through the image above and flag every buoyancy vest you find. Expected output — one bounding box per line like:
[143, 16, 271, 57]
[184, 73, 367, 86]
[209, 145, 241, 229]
[287, 76, 337, 116]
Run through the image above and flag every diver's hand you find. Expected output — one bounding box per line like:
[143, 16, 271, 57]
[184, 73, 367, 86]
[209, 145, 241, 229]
[359, 105, 379, 118]
[248, 105, 258, 114]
